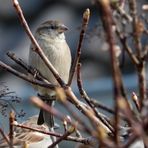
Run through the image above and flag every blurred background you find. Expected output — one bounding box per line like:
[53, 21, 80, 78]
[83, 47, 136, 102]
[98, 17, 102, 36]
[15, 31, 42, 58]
[0, 0, 147, 147]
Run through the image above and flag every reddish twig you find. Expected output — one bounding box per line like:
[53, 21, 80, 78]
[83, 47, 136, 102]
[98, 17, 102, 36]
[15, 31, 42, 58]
[13, 122, 96, 145]
[77, 63, 114, 134]
[9, 111, 15, 148]
[68, 8, 90, 85]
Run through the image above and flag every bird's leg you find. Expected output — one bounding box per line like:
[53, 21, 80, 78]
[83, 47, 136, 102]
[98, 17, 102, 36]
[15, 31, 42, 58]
[37, 93, 59, 148]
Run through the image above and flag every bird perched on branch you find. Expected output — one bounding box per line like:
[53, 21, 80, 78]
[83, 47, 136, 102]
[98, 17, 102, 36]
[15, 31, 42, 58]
[29, 20, 71, 128]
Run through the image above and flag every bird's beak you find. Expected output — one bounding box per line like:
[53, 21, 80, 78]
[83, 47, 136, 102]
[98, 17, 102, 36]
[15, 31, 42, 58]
[58, 25, 68, 33]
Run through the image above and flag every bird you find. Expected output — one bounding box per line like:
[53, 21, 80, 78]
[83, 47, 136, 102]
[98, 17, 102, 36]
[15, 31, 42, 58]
[29, 20, 71, 128]
[0, 116, 53, 148]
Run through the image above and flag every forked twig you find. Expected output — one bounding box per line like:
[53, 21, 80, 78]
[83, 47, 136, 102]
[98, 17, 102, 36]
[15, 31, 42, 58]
[7, 51, 49, 83]
[0, 61, 55, 90]
[48, 126, 75, 148]
[77, 63, 114, 134]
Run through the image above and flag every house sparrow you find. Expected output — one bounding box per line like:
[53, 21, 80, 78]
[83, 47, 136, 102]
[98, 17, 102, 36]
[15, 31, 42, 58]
[0, 116, 53, 148]
[29, 20, 71, 128]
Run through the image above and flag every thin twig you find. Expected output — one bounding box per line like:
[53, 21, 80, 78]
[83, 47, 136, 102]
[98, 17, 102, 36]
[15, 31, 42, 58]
[129, 0, 147, 108]
[116, 6, 132, 22]
[7, 51, 49, 83]
[31, 96, 77, 128]
[13, 122, 95, 145]
[48, 126, 75, 148]
[0, 61, 55, 89]
[9, 111, 15, 148]
[68, 8, 90, 85]
[89, 99, 115, 114]
[65, 87, 111, 135]
[114, 21, 139, 65]
[0, 128, 10, 147]
[77, 63, 114, 134]
[56, 88, 92, 134]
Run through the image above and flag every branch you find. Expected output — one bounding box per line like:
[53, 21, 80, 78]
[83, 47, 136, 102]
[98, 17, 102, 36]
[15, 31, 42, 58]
[48, 126, 75, 148]
[68, 8, 90, 85]
[9, 111, 15, 148]
[0, 129, 10, 147]
[7, 51, 49, 83]
[56, 88, 92, 134]
[77, 63, 114, 134]
[0, 61, 55, 90]
[114, 23, 139, 65]
[31, 96, 77, 128]
[13, 122, 98, 145]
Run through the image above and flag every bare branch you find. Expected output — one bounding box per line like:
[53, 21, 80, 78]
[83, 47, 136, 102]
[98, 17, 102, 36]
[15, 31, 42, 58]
[48, 126, 75, 148]
[9, 111, 15, 148]
[0, 61, 55, 89]
[0, 128, 10, 147]
[68, 8, 90, 85]
[77, 63, 114, 134]
[7, 51, 50, 83]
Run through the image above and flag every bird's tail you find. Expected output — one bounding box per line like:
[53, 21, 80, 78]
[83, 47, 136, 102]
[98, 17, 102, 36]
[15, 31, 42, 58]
[37, 98, 54, 128]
